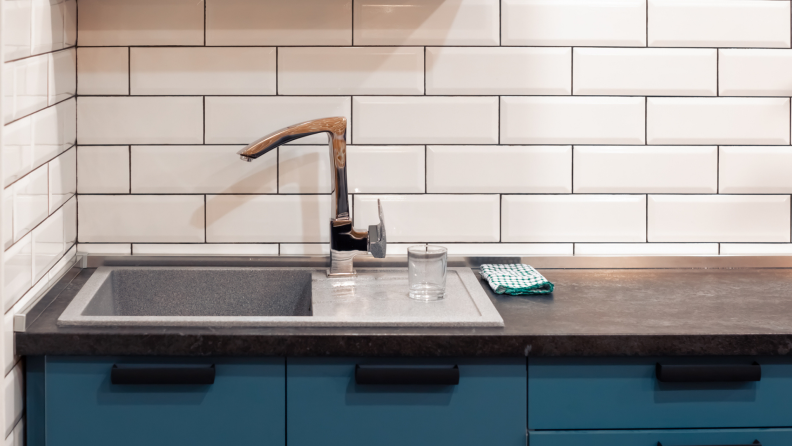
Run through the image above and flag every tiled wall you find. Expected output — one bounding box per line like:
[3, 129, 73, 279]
[74, 0, 792, 257]
[2, 0, 78, 444]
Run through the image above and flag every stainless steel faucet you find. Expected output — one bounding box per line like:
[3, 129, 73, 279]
[238, 117, 386, 276]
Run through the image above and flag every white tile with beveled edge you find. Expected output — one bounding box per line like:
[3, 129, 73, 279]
[49, 48, 76, 105]
[279, 244, 330, 256]
[647, 98, 790, 145]
[427, 145, 571, 193]
[3, 64, 12, 124]
[13, 165, 47, 242]
[573, 146, 717, 193]
[648, 195, 791, 242]
[32, 209, 65, 283]
[648, 0, 790, 48]
[49, 148, 75, 212]
[78, 195, 205, 243]
[48, 245, 76, 282]
[502, 0, 646, 46]
[4, 235, 32, 312]
[76, 243, 131, 255]
[3, 117, 33, 187]
[78, 97, 203, 145]
[278, 47, 424, 95]
[131, 47, 277, 96]
[63, 0, 76, 46]
[5, 418, 23, 446]
[5, 55, 48, 124]
[354, 0, 499, 45]
[355, 195, 500, 243]
[31, 0, 64, 54]
[353, 97, 498, 144]
[347, 146, 425, 193]
[77, 47, 129, 95]
[4, 191, 13, 250]
[573, 48, 716, 96]
[426, 47, 571, 95]
[278, 146, 331, 194]
[133, 244, 279, 256]
[720, 147, 792, 193]
[444, 243, 573, 256]
[4, 363, 24, 438]
[720, 49, 792, 96]
[63, 196, 75, 245]
[4, 0, 32, 61]
[78, 0, 203, 45]
[32, 98, 76, 168]
[502, 195, 647, 242]
[77, 146, 129, 194]
[131, 146, 277, 194]
[501, 97, 645, 144]
[206, 0, 351, 45]
[205, 97, 351, 145]
[206, 195, 331, 243]
[574, 243, 719, 256]
[721, 244, 792, 256]
[3, 311, 15, 376]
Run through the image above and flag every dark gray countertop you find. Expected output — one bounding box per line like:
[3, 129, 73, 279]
[15, 265, 792, 357]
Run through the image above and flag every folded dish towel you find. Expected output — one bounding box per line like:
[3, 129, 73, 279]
[479, 264, 554, 295]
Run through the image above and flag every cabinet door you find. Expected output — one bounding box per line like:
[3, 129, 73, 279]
[45, 357, 285, 446]
[530, 428, 792, 446]
[287, 358, 526, 446]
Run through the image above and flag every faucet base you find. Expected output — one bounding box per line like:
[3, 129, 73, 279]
[327, 250, 358, 277]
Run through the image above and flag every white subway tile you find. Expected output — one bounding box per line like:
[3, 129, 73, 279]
[575, 243, 719, 256]
[206, 195, 331, 243]
[77, 243, 131, 255]
[131, 146, 277, 194]
[4, 235, 32, 314]
[573, 146, 717, 193]
[76, 146, 130, 194]
[31, 0, 64, 54]
[721, 244, 792, 256]
[49, 48, 76, 105]
[427, 145, 571, 193]
[133, 244, 279, 256]
[647, 98, 790, 145]
[648, 195, 791, 242]
[278, 146, 331, 194]
[13, 165, 47, 242]
[573, 48, 716, 96]
[3, 64, 12, 123]
[63, 196, 75, 245]
[4, 363, 24, 438]
[48, 245, 76, 281]
[78, 195, 205, 243]
[49, 148, 76, 212]
[444, 243, 573, 256]
[280, 244, 330, 256]
[502, 0, 646, 46]
[131, 47, 277, 96]
[347, 146, 425, 193]
[78, 0, 204, 45]
[77, 47, 128, 96]
[78, 97, 204, 145]
[720, 147, 792, 193]
[5, 418, 23, 446]
[4, 0, 32, 61]
[3, 311, 14, 378]
[32, 98, 76, 166]
[279, 47, 424, 95]
[720, 49, 792, 96]
[354, 0, 499, 45]
[648, 0, 791, 48]
[3, 191, 13, 250]
[63, 0, 76, 46]
[501, 97, 645, 144]
[206, 0, 351, 46]
[205, 96, 351, 145]
[355, 195, 500, 242]
[502, 195, 647, 242]
[3, 117, 33, 187]
[353, 97, 498, 144]
[426, 47, 571, 95]
[33, 208, 65, 282]
[5, 55, 48, 124]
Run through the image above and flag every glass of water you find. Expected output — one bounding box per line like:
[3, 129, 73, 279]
[408, 245, 447, 301]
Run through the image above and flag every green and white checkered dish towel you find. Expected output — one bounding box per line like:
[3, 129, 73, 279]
[479, 264, 554, 295]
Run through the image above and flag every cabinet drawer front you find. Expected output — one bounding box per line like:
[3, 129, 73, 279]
[287, 358, 526, 446]
[530, 428, 792, 446]
[45, 357, 285, 446]
[529, 357, 792, 430]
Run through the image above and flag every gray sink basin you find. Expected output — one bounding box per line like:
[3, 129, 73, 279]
[58, 266, 504, 328]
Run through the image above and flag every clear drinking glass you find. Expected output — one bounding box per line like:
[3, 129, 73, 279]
[408, 245, 447, 300]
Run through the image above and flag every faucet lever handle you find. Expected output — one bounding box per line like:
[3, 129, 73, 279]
[368, 199, 387, 258]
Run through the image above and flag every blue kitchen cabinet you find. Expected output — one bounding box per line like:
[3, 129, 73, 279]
[530, 428, 792, 446]
[37, 357, 285, 446]
[286, 357, 527, 446]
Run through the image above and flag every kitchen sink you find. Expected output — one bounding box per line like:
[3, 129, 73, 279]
[57, 266, 504, 328]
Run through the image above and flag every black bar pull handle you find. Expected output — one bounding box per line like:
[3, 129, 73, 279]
[111, 364, 215, 385]
[355, 365, 459, 385]
[657, 441, 761, 446]
[656, 362, 761, 383]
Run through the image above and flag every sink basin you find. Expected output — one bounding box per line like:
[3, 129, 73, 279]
[58, 266, 504, 328]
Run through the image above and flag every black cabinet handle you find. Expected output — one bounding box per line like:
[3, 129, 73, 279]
[656, 362, 761, 383]
[355, 365, 459, 385]
[657, 441, 760, 446]
[111, 364, 215, 385]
